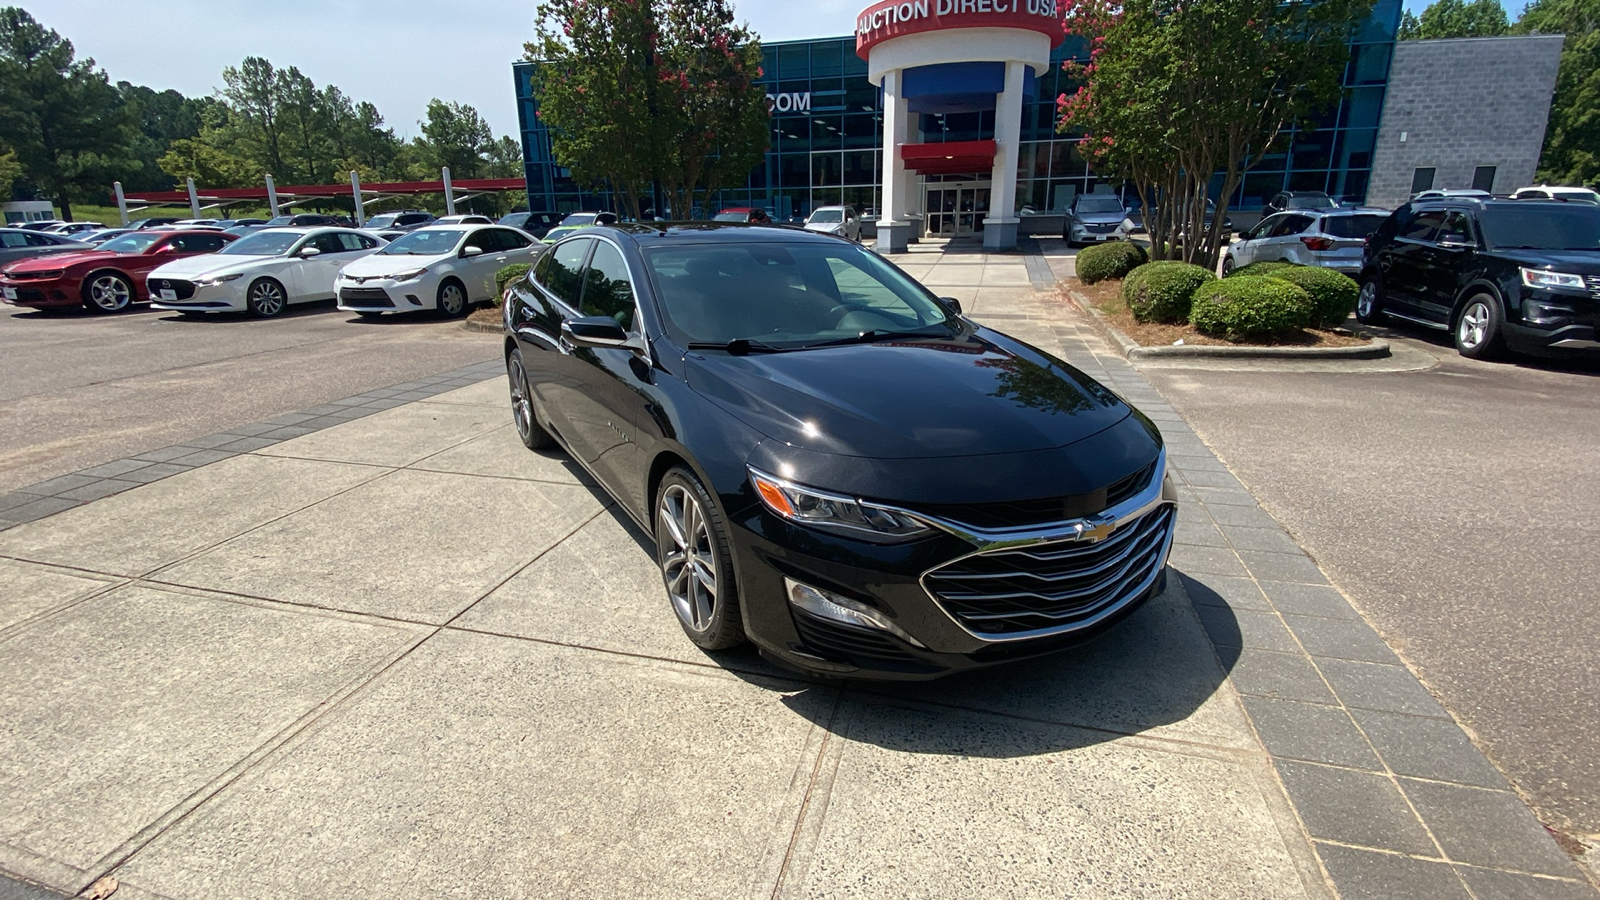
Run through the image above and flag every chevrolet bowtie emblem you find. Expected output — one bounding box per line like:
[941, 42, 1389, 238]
[1079, 519, 1117, 543]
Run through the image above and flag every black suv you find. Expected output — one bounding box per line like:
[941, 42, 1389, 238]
[1358, 199, 1600, 359]
[498, 211, 562, 238]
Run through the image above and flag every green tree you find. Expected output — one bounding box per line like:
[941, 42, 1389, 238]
[1399, 0, 1510, 39]
[1058, 0, 1372, 265]
[417, 98, 494, 179]
[0, 7, 135, 219]
[1517, 0, 1600, 185]
[219, 56, 288, 180]
[0, 147, 21, 196]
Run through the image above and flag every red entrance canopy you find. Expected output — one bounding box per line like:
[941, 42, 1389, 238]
[899, 139, 997, 175]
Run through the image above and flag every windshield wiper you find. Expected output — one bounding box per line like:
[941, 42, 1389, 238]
[800, 325, 954, 350]
[685, 338, 788, 355]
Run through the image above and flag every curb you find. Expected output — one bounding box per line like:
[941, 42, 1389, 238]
[460, 316, 503, 334]
[1068, 290, 1391, 360]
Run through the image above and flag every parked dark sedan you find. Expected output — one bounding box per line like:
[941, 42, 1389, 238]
[1358, 199, 1600, 358]
[502, 224, 1176, 679]
[499, 211, 563, 238]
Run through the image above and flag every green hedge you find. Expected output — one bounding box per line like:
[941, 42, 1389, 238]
[1264, 266, 1359, 328]
[1189, 276, 1315, 340]
[1227, 261, 1296, 278]
[494, 264, 532, 306]
[1075, 241, 1148, 284]
[1121, 261, 1215, 324]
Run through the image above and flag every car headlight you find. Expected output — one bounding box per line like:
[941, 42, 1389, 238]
[28, 270, 66, 279]
[393, 267, 429, 281]
[194, 272, 245, 286]
[748, 467, 930, 543]
[1521, 267, 1584, 290]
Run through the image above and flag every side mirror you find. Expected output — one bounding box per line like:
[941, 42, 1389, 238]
[939, 296, 963, 315]
[461, 245, 484, 258]
[561, 315, 630, 349]
[298, 246, 322, 258]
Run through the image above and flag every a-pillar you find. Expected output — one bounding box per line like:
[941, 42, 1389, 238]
[983, 60, 1026, 251]
[875, 69, 912, 254]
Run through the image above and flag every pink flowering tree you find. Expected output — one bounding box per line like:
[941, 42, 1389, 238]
[528, 0, 767, 220]
[1056, 0, 1372, 265]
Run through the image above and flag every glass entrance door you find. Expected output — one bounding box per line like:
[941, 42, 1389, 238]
[923, 182, 991, 237]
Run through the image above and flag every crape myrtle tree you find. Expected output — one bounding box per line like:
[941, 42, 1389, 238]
[528, 0, 769, 220]
[1057, 0, 1373, 266]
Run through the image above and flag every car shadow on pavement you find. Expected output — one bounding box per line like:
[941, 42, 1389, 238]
[1358, 319, 1600, 375]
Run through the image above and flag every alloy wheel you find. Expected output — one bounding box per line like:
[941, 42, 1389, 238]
[1458, 300, 1490, 349]
[248, 280, 285, 317]
[440, 283, 466, 316]
[658, 483, 718, 633]
[508, 355, 534, 441]
[87, 274, 132, 312]
[1356, 281, 1380, 321]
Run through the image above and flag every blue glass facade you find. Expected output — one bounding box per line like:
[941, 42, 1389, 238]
[515, 0, 1402, 218]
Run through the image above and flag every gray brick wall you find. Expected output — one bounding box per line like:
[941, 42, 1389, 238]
[1368, 35, 1564, 209]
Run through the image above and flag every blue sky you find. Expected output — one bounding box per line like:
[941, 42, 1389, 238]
[51, 0, 1505, 142]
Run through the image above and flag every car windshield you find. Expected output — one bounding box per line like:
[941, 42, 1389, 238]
[99, 233, 164, 254]
[220, 231, 301, 256]
[1289, 195, 1337, 209]
[1076, 197, 1124, 214]
[380, 229, 466, 255]
[1321, 215, 1387, 238]
[564, 214, 597, 225]
[712, 212, 748, 222]
[264, 217, 298, 227]
[808, 210, 843, 224]
[1480, 206, 1600, 251]
[1551, 191, 1600, 205]
[644, 241, 956, 349]
[365, 215, 399, 228]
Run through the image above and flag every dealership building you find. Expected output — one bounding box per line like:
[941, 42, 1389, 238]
[513, 0, 1519, 250]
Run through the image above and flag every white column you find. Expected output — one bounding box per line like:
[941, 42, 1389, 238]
[113, 181, 129, 227]
[876, 69, 912, 253]
[265, 175, 280, 217]
[983, 60, 1026, 251]
[186, 177, 201, 219]
[442, 167, 456, 215]
[350, 171, 366, 226]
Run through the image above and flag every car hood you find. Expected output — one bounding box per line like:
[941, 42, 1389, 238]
[683, 326, 1132, 460]
[804, 221, 843, 232]
[1072, 210, 1127, 224]
[1492, 248, 1600, 273]
[340, 252, 450, 277]
[3, 250, 118, 273]
[147, 254, 275, 279]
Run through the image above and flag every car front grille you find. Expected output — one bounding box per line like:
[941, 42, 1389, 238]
[149, 279, 196, 300]
[922, 504, 1176, 638]
[913, 461, 1157, 530]
[1085, 223, 1118, 233]
[1586, 275, 1600, 298]
[13, 288, 47, 303]
[340, 287, 394, 307]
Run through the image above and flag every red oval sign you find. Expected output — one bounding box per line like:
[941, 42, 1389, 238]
[855, 0, 1067, 59]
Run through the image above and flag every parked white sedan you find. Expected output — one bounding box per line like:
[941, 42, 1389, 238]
[147, 227, 384, 317]
[334, 224, 541, 318]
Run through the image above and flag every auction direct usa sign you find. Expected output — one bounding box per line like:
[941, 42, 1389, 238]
[854, 0, 1066, 56]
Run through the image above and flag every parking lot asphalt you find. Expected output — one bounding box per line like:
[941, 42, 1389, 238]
[1135, 319, 1600, 848]
[0, 302, 499, 494]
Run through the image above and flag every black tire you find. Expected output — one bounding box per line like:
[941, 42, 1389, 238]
[1355, 276, 1385, 325]
[357, 311, 384, 320]
[507, 348, 557, 451]
[655, 466, 745, 650]
[1220, 255, 1235, 276]
[246, 278, 287, 317]
[437, 279, 469, 318]
[81, 271, 134, 313]
[1455, 294, 1506, 360]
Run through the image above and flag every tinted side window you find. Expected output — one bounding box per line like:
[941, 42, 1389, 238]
[580, 241, 637, 330]
[312, 233, 353, 254]
[1400, 212, 1445, 241]
[25, 233, 59, 246]
[500, 229, 532, 249]
[1437, 211, 1474, 244]
[356, 234, 379, 249]
[0, 232, 28, 248]
[540, 238, 590, 308]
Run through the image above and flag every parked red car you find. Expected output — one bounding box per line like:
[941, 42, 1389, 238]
[0, 230, 236, 313]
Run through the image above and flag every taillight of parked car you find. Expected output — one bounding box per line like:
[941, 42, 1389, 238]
[1301, 236, 1334, 251]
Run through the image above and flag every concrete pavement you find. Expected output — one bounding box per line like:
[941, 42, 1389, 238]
[0, 241, 1591, 898]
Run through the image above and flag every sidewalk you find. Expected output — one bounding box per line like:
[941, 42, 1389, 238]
[0, 242, 1591, 899]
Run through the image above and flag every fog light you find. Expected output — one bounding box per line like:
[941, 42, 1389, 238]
[1524, 298, 1574, 326]
[784, 578, 925, 648]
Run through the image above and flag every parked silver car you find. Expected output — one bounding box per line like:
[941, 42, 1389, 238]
[804, 205, 861, 241]
[1223, 209, 1389, 275]
[0, 228, 93, 266]
[1064, 194, 1131, 245]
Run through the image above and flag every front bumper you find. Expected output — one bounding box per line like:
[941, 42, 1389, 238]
[0, 276, 79, 307]
[149, 280, 248, 313]
[729, 466, 1179, 680]
[1069, 224, 1129, 243]
[1504, 288, 1600, 354]
[336, 275, 433, 313]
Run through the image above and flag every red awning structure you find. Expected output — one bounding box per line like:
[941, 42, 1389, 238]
[123, 177, 527, 206]
[899, 140, 997, 175]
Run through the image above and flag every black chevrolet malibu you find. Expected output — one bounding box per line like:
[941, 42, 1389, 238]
[502, 224, 1176, 679]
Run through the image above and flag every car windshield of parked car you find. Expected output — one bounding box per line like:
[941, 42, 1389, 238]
[1322, 215, 1387, 238]
[807, 209, 844, 224]
[711, 212, 748, 222]
[563, 214, 598, 226]
[645, 241, 956, 349]
[380, 229, 465, 256]
[1480, 206, 1600, 251]
[99, 233, 164, 254]
[263, 216, 298, 227]
[364, 215, 399, 229]
[1076, 197, 1124, 214]
[1289, 195, 1337, 209]
[219, 231, 301, 256]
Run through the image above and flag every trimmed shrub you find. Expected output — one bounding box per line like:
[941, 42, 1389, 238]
[1189, 276, 1315, 340]
[1227, 260, 1296, 278]
[494, 263, 532, 306]
[1265, 266, 1359, 327]
[1121, 260, 1216, 324]
[1075, 241, 1148, 284]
